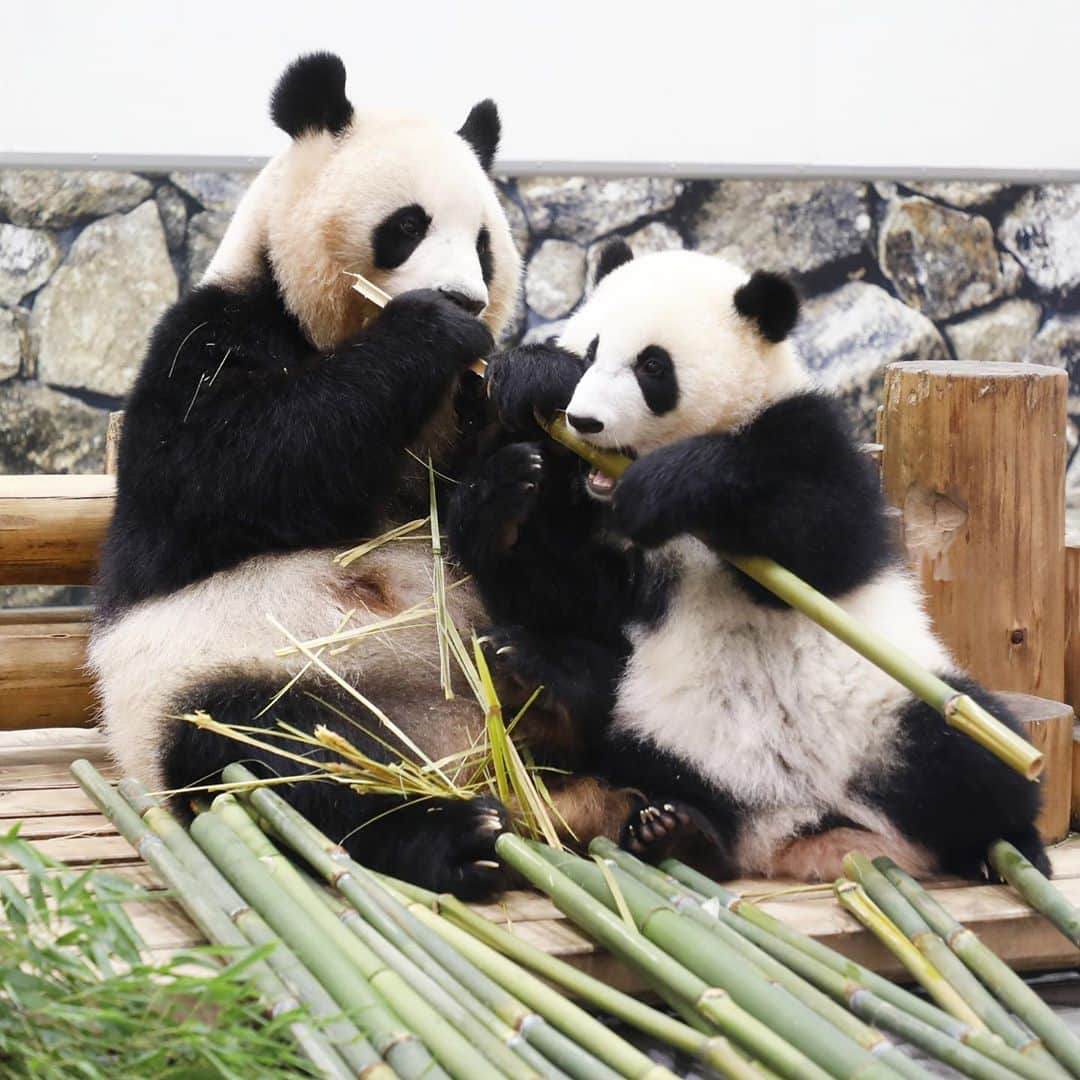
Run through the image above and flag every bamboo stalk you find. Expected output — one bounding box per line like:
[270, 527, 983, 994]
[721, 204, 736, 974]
[115, 778, 395, 1079]
[187, 809, 448, 1080]
[538, 412, 1043, 780]
[875, 856, 1080, 1079]
[69, 761, 359, 1080]
[383, 879, 763, 1080]
[844, 853, 1013, 1038]
[989, 841, 1080, 948]
[591, 839, 931, 1080]
[663, 859, 1055, 1080]
[224, 764, 665, 1080]
[206, 795, 501, 1080]
[533, 843, 901, 1080]
[496, 833, 834, 1080]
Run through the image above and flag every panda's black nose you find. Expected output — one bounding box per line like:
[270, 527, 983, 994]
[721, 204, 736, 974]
[439, 288, 485, 316]
[567, 413, 604, 435]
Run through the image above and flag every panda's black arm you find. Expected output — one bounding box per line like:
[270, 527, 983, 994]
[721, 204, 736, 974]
[613, 391, 892, 601]
[102, 283, 490, 605]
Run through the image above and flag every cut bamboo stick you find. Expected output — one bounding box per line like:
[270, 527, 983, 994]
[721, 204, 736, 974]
[68, 760, 359, 1080]
[497, 833, 833, 1080]
[539, 413, 1042, 780]
[875, 856, 1080, 1079]
[989, 840, 1080, 949]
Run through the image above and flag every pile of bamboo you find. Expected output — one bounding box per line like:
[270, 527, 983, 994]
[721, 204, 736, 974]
[72, 756, 1080, 1080]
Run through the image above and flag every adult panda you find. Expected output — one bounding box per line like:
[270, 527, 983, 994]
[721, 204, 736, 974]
[90, 52, 522, 898]
[450, 243, 1048, 882]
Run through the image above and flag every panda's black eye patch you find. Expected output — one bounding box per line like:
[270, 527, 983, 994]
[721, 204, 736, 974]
[584, 335, 599, 367]
[373, 204, 431, 270]
[476, 226, 494, 285]
[634, 345, 678, 415]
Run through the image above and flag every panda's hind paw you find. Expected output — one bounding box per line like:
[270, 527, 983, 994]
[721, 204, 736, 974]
[623, 801, 697, 859]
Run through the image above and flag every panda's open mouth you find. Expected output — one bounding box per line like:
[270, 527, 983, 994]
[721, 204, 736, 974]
[584, 446, 636, 502]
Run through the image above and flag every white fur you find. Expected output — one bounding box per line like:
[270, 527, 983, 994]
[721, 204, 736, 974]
[562, 251, 808, 454]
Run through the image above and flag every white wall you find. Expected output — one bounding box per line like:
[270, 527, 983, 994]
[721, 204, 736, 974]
[3, 0, 1080, 177]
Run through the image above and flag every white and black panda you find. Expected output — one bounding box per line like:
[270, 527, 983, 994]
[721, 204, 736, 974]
[449, 243, 1047, 882]
[89, 52, 524, 898]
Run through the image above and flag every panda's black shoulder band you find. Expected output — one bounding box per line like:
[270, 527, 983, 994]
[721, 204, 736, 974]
[271, 52, 353, 139]
[734, 271, 800, 343]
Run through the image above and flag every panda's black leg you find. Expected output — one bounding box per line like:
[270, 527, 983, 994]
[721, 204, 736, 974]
[857, 677, 1049, 880]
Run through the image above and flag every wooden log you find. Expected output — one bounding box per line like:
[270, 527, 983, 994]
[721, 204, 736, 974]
[0, 621, 95, 730]
[0, 475, 115, 585]
[880, 362, 1067, 700]
[996, 692, 1073, 844]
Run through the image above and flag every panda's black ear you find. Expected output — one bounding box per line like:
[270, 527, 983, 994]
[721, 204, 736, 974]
[734, 271, 800, 343]
[594, 238, 634, 287]
[458, 100, 500, 172]
[271, 52, 354, 139]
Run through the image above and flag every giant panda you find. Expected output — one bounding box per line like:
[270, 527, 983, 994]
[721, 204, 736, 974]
[449, 243, 1048, 882]
[89, 52, 524, 899]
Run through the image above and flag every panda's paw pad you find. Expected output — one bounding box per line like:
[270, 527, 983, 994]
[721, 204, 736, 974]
[624, 802, 698, 860]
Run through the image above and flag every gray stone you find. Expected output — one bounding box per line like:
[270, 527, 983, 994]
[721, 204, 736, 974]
[584, 221, 683, 290]
[0, 225, 61, 305]
[0, 584, 94, 609]
[1023, 314, 1080, 405]
[168, 170, 251, 214]
[186, 210, 231, 286]
[0, 382, 107, 473]
[518, 177, 683, 243]
[794, 282, 947, 437]
[522, 319, 568, 347]
[154, 184, 189, 252]
[0, 170, 152, 228]
[999, 185, 1080, 292]
[31, 201, 178, 397]
[945, 300, 1042, 365]
[525, 239, 586, 319]
[904, 181, 1007, 209]
[496, 185, 530, 259]
[690, 181, 871, 277]
[0, 306, 27, 379]
[878, 197, 1016, 320]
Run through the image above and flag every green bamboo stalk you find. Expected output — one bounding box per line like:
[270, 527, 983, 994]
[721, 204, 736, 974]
[497, 833, 833, 1080]
[989, 841, 1080, 948]
[538, 412, 1042, 780]
[534, 842, 903, 1080]
[380, 878, 765, 1080]
[206, 796, 502, 1080]
[69, 760, 359, 1080]
[845, 852, 1021, 1041]
[224, 767, 631, 1080]
[114, 778, 390, 1079]
[188, 808, 447, 1080]
[875, 857, 1080, 1079]
[663, 858, 1056, 1080]
[592, 839, 932, 1080]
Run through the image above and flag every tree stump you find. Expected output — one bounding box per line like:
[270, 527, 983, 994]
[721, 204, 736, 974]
[880, 362, 1067, 701]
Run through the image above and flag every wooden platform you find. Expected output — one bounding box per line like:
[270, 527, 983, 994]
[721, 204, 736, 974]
[5, 727, 1080, 990]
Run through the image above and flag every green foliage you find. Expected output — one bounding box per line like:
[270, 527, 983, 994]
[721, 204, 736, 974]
[0, 826, 315, 1079]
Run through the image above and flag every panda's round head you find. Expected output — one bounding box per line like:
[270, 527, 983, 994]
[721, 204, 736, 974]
[560, 244, 809, 498]
[204, 52, 521, 351]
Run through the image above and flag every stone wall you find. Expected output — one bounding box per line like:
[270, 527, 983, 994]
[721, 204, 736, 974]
[2, 169, 1080, 602]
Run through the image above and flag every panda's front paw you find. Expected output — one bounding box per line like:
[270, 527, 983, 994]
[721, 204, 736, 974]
[613, 452, 693, 547]
[421, 797, 511, 900]
[383, 289, 493, 366]
[487, 344, 584, 432]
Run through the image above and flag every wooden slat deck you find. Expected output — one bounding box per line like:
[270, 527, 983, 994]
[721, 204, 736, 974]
[4, 728, 1080, 991]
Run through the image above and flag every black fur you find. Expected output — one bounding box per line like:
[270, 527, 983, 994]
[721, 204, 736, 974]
[167, 678, 508, 899]
[373, 204, 431, 270]
[477, 226, 494, 285]
[733, 271, 800, 343]
[270, 52, 353, 139]
[633, 345, 678, 416]
[98, 268, 492, 612]
[594, 238, 634, 286]
[485, 343, 586, 436]
[457, 99, 500, 172]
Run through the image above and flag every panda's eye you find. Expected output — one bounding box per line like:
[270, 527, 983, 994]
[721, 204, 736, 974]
[400, 218, 419, 237]
[373, 204, 431, 269]
[584, 336, 599, 367]
[637, 346, 671, 378]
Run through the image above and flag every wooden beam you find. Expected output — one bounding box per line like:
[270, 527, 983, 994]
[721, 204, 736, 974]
[0, 475, 114, 585]
[0, 621, 95, 730]
[880, 362, 1067, 700]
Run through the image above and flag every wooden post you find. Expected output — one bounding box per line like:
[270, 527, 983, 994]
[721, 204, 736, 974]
[104, 411, 124, 476]
[880, 362, 1067, 701]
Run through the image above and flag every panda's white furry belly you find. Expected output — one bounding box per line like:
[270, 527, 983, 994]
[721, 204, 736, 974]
[89, 545, 487, 790]
[614, 539, 952, 820]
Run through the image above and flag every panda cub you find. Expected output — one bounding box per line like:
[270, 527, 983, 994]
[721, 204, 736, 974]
[451, 243, 1047, 882]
